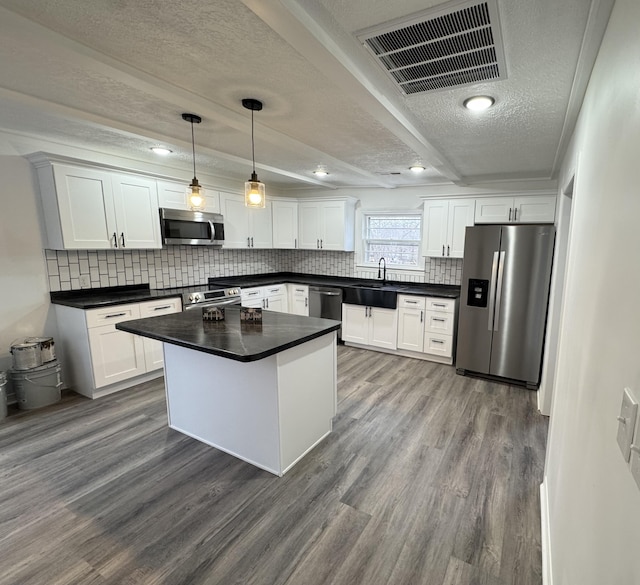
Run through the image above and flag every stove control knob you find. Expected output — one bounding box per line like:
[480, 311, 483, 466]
[189, 293, 201, 303]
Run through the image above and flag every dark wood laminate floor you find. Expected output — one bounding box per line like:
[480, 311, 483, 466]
[0, 346, 548, 585]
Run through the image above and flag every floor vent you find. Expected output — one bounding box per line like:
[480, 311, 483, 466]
[357, 0, 506, 95]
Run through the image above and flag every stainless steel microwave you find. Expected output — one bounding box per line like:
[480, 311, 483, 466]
[159, 208, 224, 246]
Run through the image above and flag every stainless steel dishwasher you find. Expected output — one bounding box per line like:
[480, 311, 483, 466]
[308, 286, 343, 339]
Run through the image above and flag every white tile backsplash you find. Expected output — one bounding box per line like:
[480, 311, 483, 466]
[45, 247, 462, 291]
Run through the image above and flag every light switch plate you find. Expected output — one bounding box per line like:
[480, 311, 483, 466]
[617, 387, 638, 462]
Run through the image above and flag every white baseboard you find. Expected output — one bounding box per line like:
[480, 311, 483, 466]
[540, 481, 553, 585]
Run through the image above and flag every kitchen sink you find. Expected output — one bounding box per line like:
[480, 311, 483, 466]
[342, 284, 397, 309]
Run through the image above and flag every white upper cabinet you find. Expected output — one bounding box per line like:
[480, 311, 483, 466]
[475, 195, 556, 224]
[219, 192, 273, 249]
[111, 174, 162, 249]
[157, 180, 220, 213]
[298, 198, 356, 251]
[36, 162, 161, 250]
[272, 199, 299, 249]
[422, 198, 475, 258]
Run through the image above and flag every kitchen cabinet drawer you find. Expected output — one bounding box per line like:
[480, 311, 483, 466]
[425, 298, 455, 313]
[264, 284, 286, 297]
[241, 287, 264, 302]
[423, 333, 453, 358]
[86, 303, 141, 328]
[398, 295, 426, 309]
[139, 297, 182, 317]
[424, 310, 454, 335]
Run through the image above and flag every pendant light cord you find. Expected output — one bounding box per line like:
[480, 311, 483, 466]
[190, 121, 197, 179]
[251, 109, 256, 174]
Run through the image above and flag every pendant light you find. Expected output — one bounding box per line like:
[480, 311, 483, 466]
[242, 98, 266, 208]
[182, 113, 205, 211]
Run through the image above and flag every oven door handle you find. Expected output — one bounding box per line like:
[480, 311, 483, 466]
[184, 297, 241, 310]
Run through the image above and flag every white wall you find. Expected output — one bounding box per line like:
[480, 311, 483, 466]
[0, 154, 57, 372]
[544, 0, 640, 582]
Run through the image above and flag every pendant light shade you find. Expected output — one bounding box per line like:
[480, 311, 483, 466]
[242, 98, 266, 208]
[182, 113, 205, 211]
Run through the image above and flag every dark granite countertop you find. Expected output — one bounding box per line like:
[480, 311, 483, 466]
[50, 284, 191, 309]
[208, 272, 460, 299]
[50, 273, 460, 309]
[116, 306, 340, 362]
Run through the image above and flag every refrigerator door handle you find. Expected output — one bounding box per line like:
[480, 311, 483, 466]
[494, 251, 506, 331]
[488, 251, 500, 331]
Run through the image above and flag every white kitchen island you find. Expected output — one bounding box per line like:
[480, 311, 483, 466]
[117, 307, 339, 476]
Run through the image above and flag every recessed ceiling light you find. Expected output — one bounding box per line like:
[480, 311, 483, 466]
[151, 146, 173, 155]
[409, 165, 425, 173]
[463, 96, 495, 111]
[313, 169, 329, 177]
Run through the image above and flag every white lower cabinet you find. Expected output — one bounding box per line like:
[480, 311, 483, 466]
[138, 298, 183, 370]
[288, 284, 309, 316]
[55, 297, 181, 399]
[397, 296, 427, 352]
[341, 304, 397, 350]
[241, 285, 288, 312]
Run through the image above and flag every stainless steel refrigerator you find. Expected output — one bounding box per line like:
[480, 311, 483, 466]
[456, 224, 555, 388]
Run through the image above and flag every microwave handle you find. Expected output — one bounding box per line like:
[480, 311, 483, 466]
[208, 220, 216, 239]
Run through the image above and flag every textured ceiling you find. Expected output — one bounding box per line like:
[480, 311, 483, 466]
[0, 0, 611, 191]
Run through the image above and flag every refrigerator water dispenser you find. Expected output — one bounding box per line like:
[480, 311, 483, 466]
[467, 279, 489, 307]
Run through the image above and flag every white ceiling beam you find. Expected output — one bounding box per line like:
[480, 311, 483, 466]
[241, 0, 463, 183]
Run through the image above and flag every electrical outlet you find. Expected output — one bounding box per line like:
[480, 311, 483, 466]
[617, 387, 638, 462]
[79, 274, 90, 288]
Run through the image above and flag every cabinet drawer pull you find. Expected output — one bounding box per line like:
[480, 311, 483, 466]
[105, 312, 127, 319]
[152, 305, 172, 311]
[432, 339, 445, 344]
[406, 300, 418, 304]
[433, 303, 446, 307]
[433, 317, 446, 322]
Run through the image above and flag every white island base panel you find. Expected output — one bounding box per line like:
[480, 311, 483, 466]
[162, 332, 337, 476]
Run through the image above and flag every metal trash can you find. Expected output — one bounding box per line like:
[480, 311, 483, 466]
[0, 371, 7, 420]
[9, 360, 62, 410]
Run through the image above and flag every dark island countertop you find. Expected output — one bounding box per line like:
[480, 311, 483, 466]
[116, 306, 341, 362]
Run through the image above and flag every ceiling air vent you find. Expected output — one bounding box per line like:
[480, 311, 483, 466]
[357, 0, 506, 95]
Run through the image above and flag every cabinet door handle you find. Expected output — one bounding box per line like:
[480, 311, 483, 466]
[266, 298, 269, 308]
[514, 208, 518, 221]
[112, 232, 118, 248]
[120, 232, 126, 248]
[420, 310, 423, 323]
[508, 208, 512, 222]
[447, 245, 450, 256]
[251, 237, 254, 247]
[247, 237, 251, 247]
[153, 305, 172, 311]
[305, 297, 308, 307]
[105, 312, 127, 319]
[294, 238, 297, 248]
[320, 239, 323, 249]
[442, 245, 445, 256]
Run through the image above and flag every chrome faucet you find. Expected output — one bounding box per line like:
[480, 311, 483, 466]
[377, 257, 386, 282]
